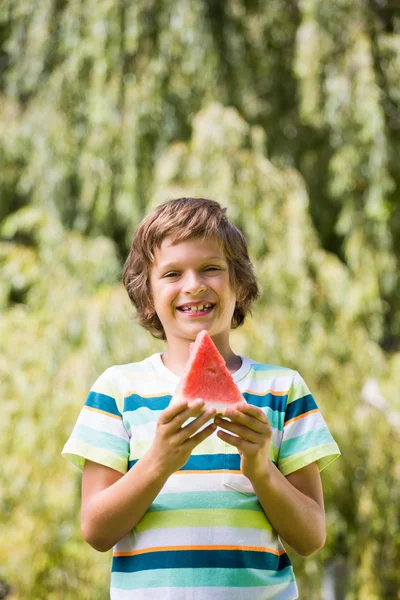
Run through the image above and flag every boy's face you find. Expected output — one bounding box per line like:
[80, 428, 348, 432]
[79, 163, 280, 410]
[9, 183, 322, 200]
[149, 236, 237, 346]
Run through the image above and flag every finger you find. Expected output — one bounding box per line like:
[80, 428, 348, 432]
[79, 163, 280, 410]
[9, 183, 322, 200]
[217, 428, 255, 451]
[161, 399, 205, 429]
[171, 400, 211, 430]
[214, 416, 264, 444]
[187, 422, 217, 447]
[225, 402, 268, 421]
[177, 407, 216, 442]
[217, 409, 271, 436]
[224, 405, 269, 430]
[159, 399, 189, 424]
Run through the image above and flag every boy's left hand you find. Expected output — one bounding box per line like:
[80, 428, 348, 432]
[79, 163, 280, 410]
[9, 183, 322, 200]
[214, 402, 272, 483]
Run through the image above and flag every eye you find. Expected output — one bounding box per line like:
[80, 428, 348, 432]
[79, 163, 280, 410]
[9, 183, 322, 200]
[163, 271, 180, 278]
[204, 266, 222, 272]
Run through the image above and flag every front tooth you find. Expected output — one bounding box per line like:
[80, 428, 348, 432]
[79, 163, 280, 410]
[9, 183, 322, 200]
[181, 304, 210, 311]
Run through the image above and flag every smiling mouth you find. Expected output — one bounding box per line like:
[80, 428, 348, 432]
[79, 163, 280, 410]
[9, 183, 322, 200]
[177, 303, 214, 313]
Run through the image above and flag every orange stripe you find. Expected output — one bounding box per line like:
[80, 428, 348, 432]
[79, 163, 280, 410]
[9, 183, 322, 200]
[114, 545, 286, 557]
[243, 388, 289, 397]
[124, 390, 170, 399]
[285, 408, 319, 426]
[84, 406, 122, 420]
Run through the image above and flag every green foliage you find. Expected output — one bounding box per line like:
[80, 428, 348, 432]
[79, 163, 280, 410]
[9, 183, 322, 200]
[1, 1, 400, 598]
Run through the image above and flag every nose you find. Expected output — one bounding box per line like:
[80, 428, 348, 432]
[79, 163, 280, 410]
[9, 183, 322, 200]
[182, 270, 207, 295]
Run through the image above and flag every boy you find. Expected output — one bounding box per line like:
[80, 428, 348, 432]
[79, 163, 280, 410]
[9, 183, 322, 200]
[63, 197, 340, 599]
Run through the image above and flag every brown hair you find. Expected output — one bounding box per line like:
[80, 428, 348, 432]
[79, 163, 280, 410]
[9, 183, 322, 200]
[122, 197, 260, 339]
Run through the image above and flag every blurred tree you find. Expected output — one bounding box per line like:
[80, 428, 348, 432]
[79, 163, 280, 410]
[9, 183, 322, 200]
[1, 0, 399, 598]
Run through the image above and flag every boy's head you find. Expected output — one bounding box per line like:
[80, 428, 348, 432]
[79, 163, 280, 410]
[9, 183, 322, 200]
[122, 197, 260, 339]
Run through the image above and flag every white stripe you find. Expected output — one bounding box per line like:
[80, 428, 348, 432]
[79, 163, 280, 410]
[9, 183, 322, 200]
[120, 382, 175, 396]
[223, 472, 255, 494]
[238, 375, 294, 395]
[78, 407, 129, 441]
[284, 411, 326, 440]
[114, 526, 280, 554]
[163, 471, 257, 495]
[93, 363, 176, 398]
[162, 472, 228, 493]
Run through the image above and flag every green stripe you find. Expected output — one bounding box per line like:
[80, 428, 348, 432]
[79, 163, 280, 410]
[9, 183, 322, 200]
[279, 443, 341, 476]
[280, 428, 333, 458]
[148, 491, 263, 512]
[269, 443, 279, 463]
[264, 407, 285, 430]
[62, 439, 127, 473]
[111, 566, 295, 589]
[286, 381, 310, 404]
[124, 407, 163, 426]
[74, 424, 129, 455]
[135, 509, 272, 533]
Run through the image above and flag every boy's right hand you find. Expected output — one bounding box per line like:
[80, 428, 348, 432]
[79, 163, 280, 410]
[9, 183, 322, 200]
[147, 399, 216, 476]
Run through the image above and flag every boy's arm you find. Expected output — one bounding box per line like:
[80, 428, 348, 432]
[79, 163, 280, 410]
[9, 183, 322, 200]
[81, 399, 216, 552]
[250, 461, 325, 557]
[215, 404, 326, 557]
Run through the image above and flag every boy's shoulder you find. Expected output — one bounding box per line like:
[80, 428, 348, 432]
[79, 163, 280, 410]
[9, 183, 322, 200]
[104, 353, 159, 377]
[93, 353, 176, 404]
[243, 357, 298, 380]
[246, 358, 296, 373]
[241, 359, 309, 399]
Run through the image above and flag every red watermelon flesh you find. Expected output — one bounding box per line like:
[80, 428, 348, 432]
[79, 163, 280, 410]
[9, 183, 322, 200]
[174, 330, 244, 414]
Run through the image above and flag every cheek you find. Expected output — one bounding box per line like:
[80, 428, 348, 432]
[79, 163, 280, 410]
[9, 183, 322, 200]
[154, 283, 177, 308]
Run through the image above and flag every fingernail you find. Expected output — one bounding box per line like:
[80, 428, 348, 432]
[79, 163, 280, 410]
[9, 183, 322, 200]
[189, 400, 203, 409]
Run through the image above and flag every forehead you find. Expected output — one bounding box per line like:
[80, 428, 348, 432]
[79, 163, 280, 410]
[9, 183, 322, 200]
[152, 236, 227, 268]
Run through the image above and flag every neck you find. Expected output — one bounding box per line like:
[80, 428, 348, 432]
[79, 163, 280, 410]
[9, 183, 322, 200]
[161, 332, 241, 376]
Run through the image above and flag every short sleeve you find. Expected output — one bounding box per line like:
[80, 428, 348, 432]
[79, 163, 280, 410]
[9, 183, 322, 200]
[62, 368, 130, 474]
[278, 371, 340, 476]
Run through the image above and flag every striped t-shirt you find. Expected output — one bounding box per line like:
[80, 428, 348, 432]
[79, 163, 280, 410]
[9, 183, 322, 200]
[62, 353, 340, 600]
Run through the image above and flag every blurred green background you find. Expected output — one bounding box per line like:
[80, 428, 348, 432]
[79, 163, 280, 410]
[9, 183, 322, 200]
[1, 1, 400, 599]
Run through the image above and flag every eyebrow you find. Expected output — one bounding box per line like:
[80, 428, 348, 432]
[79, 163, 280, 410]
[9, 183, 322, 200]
[157, 257, 226, 271]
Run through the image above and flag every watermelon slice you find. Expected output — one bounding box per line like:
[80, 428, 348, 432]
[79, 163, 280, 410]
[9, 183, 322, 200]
[174, 330, 244, 414]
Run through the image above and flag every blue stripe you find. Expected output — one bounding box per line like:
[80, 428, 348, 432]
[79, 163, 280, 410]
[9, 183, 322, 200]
[128, 453, 242, 472]
[85, 391, 121, 417]
[112, 549, 291, 573]
[182, 453, 241, 471]
[284, 394, 317, 423]
[128, 455, 278, 471]
[243, 392, 287, 413]
[124, 394, 172, 412]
